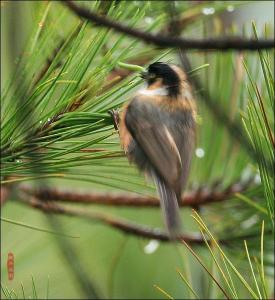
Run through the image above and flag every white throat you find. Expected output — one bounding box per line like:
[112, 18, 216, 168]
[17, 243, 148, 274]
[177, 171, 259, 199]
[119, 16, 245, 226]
[138, 87, 168, 96]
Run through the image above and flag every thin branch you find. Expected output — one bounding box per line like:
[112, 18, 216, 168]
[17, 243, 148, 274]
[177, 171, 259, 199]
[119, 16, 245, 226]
[63, 1, 274, 51]
[18, 194, 270, 243]
[21, 178, 254, 207]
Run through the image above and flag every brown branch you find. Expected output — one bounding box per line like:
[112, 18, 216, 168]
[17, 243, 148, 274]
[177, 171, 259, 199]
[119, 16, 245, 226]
[19, 194, 203, 243]
[63, 1, 274, 51]
[21, 178, 254, 207]
[18, 193, 269, 243]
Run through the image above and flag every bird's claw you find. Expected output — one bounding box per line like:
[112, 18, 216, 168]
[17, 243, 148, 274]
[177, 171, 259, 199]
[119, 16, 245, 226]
[108, 109, 120, 131]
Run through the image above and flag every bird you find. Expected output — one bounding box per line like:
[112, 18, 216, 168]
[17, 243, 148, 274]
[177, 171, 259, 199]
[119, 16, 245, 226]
[110, 62, 196, 238]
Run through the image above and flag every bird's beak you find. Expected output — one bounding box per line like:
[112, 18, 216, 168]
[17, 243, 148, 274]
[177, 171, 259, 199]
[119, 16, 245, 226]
[140, 71, 149, 80]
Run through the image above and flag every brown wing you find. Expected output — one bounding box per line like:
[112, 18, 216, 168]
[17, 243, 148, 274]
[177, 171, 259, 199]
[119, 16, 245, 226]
[125, 98, 182, 188]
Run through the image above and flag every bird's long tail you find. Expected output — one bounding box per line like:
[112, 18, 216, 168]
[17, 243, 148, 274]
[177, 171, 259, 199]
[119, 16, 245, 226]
[151, 170, 181, 239]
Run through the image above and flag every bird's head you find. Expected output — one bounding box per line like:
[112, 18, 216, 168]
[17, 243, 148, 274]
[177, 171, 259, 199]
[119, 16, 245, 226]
[140, 62, 185, 97]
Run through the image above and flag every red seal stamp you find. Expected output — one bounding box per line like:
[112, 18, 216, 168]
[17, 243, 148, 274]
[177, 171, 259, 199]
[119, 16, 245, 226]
[7, 252, 14, 280]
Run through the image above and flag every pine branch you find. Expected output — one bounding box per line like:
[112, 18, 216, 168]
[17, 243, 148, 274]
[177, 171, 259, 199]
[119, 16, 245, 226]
[18, 193, 269, 243]
[21, 178, 254, 207]
[19, 194, 203, 243]
[63, 1, 274, 51]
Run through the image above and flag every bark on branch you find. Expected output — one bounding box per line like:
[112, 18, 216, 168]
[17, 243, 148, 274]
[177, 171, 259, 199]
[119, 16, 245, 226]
[63, 1, 274, 51]
[18, 193, 268, 243]
[21, 178, 254, 207]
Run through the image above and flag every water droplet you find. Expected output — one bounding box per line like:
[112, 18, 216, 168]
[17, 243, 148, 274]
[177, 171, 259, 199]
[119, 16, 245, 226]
[16, 160, 22, 163]
[145, 17, 153, 24]
[144, 240, 159, 254]
[195, 148, 205, 158]
[226, 5, 235, 12]
[241, 215, 259, 229]
[202, 7, 215, 15]
[241, 165, 253, 181]
[39, 120, 42, 124]
[254, 173, 261, 184]
[47, 118, 51, 122]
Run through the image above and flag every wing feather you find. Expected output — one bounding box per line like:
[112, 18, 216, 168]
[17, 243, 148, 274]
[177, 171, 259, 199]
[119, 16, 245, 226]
[125, 98, 181, 187]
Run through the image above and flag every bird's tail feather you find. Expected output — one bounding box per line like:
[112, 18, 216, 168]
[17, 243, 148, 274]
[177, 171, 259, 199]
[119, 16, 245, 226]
[151, 171, 181, 239]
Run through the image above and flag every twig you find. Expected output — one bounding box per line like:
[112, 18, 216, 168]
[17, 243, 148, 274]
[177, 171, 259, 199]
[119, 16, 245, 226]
[21, 178, 254, 207]
[17, 192, 267, 244]
[63, 1, 274, 51]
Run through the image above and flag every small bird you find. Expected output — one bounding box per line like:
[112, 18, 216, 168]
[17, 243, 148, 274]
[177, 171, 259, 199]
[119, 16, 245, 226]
[111, 62, 196, 238]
